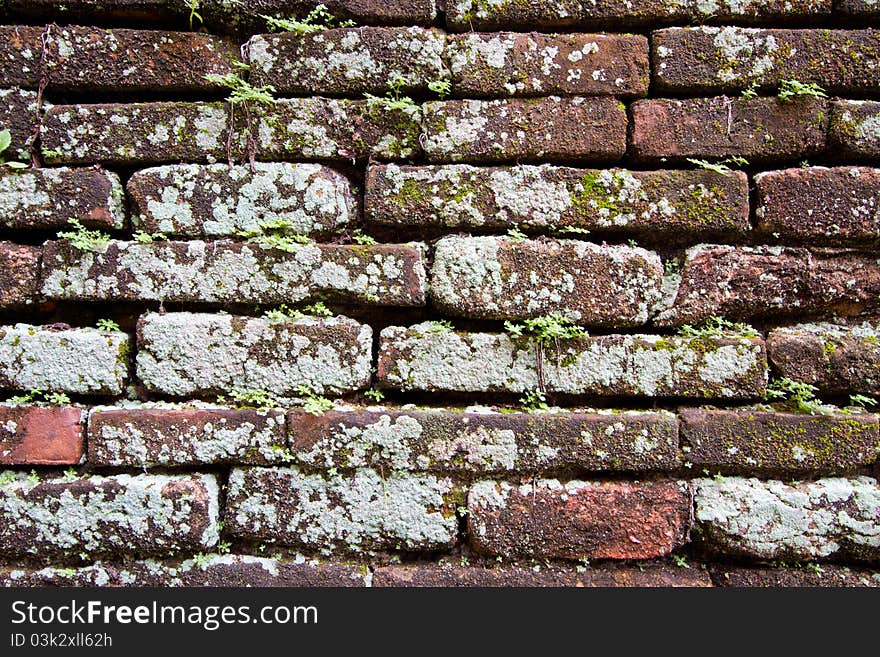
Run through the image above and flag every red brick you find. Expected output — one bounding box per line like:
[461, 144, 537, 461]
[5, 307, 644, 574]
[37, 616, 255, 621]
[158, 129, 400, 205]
[468, 479, 692, 560]
[0, 242, 40, 308]
[709, 564, 880, 587]
[0, 405, 83, 465]
[5, 0, 177, 24]
[829, 100, 880, 161]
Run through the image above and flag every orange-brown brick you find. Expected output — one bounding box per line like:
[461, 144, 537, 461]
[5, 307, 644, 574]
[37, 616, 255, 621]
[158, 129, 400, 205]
[0, 405, 83, 465]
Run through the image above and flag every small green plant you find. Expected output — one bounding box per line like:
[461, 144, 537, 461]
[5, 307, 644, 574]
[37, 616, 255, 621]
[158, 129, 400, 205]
[269, 445, 297, 463]
[687, 156, 749, 174]
[26, 469, 39, 485]
[504, 313, 587, 346]
[428, 79, 451, 99]
[364, 388, 385, 403]
[554, 226, 591, 237]
[296, 385, 333, 415]
[352, 229, 378, 246]
[186, 0, 202, 31]
[778, 79, 827, 101]
[264, 302, 332, 323]
[302, 301, 333, 317]
[62, 468, 78, 483]
[7, 389, 69, 405]
[205, 66, 276, 107]
[672, 554, 690, 569]
[740, 81, 759, 99]
[96, 319, 120, 332]
[799, 160, 810, 168]
[805, 562, 824, 577]
[133, 230, 168, 244]
[765, 377, 828, 414]
[0, 471, 18, 485]
[677, 316, 759, 339]
[57, 219, 111, 252]
[364, 74, 419, 113]
[229, 387, 279, 409]
[261, 4, 355, 34]
[45, 392, 71, 405]
[664, 258, 680, 276]
[238, 218, 312, 252]
[192, 553, 212, 568]
[506, 227, 528, 241]
[849, 394, 877, 408]
[520, 389, 550, 412]
[0, 129, 27, 169]
[424, 320, 454, 334]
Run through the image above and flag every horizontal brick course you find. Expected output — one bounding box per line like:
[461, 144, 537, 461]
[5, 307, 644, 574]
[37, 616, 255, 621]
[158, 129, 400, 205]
[829, 100, 880, 161]
[0, 405, 83, 465]
[0, 243, 40, 308]
[709, 564, 880, 587]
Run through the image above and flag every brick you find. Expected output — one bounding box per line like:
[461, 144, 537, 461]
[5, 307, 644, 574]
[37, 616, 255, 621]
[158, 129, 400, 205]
[709, 564, 880, 587]
[447, 33, 648, 97]
[289, 407, 679, 473]
[373, 561, 712, 587]
[41, 240, 426, 306]
[767, 322, 880, 395]
[658, 245, 880, 326]
[755, 167, 880, 243]
[829, 100, 880, 161]
[248, 27, 447, 95]
[680, 407, 880, 475]
[431, 236, 661, 325]
[365, 164, 750, 237]
[694, 476, 880, 562]
[0, 405, 83, 465]
[630, 97, 827, 163]
[421, 97, 626, 163]
[0, 167, 124, 230]
[0, 473, 219, 559]
[468, 479, 692, 560]
[5, 0, 178, 23]
[225, 466, 458, 553]
[0, 243, 40, 307]
[446, 0, 832, 31]
[838, 0, 880, 16]
[0, 88, 39, 163]
[136, 312, 371, 397]
[0, 324, 129, 395]
[128, 163, 355, 238]
[653, 27, 880, 94]
[0, 25, 237, 92]
[378, 324, 767, 399]
[88, 405, 287, 467]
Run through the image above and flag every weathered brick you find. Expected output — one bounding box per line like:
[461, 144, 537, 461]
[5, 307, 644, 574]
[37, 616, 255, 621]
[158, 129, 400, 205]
[468, 479, 692, 560]
[373, 561, 712, 587]
[694, 476, 880, 562]
[128, 163, 354, 238]
[0, 88, 39, 162]
[658, 245, 880, 326]
[225, 466, 458, 553]
[0, 405, 83, 465]
[0, 167, 124, 230]
[767, 322, 880, 395]
[289, 407, 679, 473]
[0, 25, 237, 92]
[755, 167, 880, 243]
[709, 564, 880, 587]
[4, 0, 178, 23]
[377, 324, 767, 399]
[829, 100, 880, 161]
[41, 240, 426, 306]
[421, 97, 626, 163]
[653, 27, 880, 94]
[136, 312, 371, 397]
[630, 97, 827, 163]
[680, 407, 880, 475]
[88, 405, 287, 467]
[0, 473, 219, 560]
[838, 0, 880, 16]
[0, 243, 40, 307]
[446, 0, 832, 31]
[447, 33, 648, 97]
[249, 27, 447, 95]
[0, 324, 129, 395]
[365, 164, 750, 237]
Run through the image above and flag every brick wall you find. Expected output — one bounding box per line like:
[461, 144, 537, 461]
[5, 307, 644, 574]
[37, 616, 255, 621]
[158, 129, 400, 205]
[0, 0, 879, 588]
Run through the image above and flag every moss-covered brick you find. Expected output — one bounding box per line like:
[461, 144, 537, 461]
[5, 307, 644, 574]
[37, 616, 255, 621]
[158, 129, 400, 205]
[709, 564, 880, 587]
[447, 32, 648, 97]
[430, 235, 662, 326]
[136, 311, 372, 397]
[0, 88, 40, 163]
[0, 324, 129, 395]
[468, 478, 692, 560]
[829, 100, 880, 161]
[289, 406, 679, 473]
[40, 240, 427, 306]
[694, 476, 880, 562]
[654, 27, 880, 95]
[249, 27, 447, 95]
[421, 97, 626, 163]
[377, 324, 767, 399]
[365, 164, 750, 237]
[658, 245, 880, 326]
[630, 96, 827, 163]
[224, 466, 459, 554]
[0, 404, 83, 465]
[0, 243, 40, 307]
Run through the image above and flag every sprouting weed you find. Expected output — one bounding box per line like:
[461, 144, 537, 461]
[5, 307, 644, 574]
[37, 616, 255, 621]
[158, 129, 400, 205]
[849, 394, 877, 408]
[261, 4, 355, 34]
[133, 230, 168, 244]
[364, 73, 419, 113]
[296, 385, 333, 415]
[428, 79, 451, 99]
[506, 227, 528, 241]
[229, 387, 279, 409]
[778, 79, 827, 101]
[352, 229, 378, 246]
[57, 219, 111, 252]
[677, 316, 759, 339]
[0, 129, 27, 169]
[364, 388, 385, 403]
[765, 377, 830, 415]
[96, 319, 120, 332]
[504, 313, 587, 346]
[520, 390, 550, 412]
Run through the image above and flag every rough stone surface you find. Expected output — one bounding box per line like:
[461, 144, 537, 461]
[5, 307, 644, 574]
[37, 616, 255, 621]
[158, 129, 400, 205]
[0, 324, 129, 395]
[0, 473, 219, 560]
[41, 240, 426, 307]
[289, 407, 680, 473]
[653, 28, 880, 94]
[421, 97, 626, 163]
[136, 312, 372, 397]
[378, 324, 767, 399]
[0, 88, 39, 163]
[755, 167, 880, 243]
[88, 406, 287, 467]
[709, 564, 880, 587]
[365, 164, 750, 236]
[0, 243, 40, 307]
[0, 405, 83, 465]
[447, 32, 648, 97]
[468, 479, 692, 560]
[4, 0, 183, 23]
[838, 0, 880, 16]
[0, 167, 125, 230]
[249, 27, 447, 95]
[680, 407, 880, 475]
[128, 163, 355, 238]
[225, 466, 458, 553]
[630, 96, 827, 163]
[694, 476, 880, 562]
[767, 322, 880, 395]
[658, 245, 880, 326]
[829, 100, 880, 161]
[430, 236, 662, 325]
